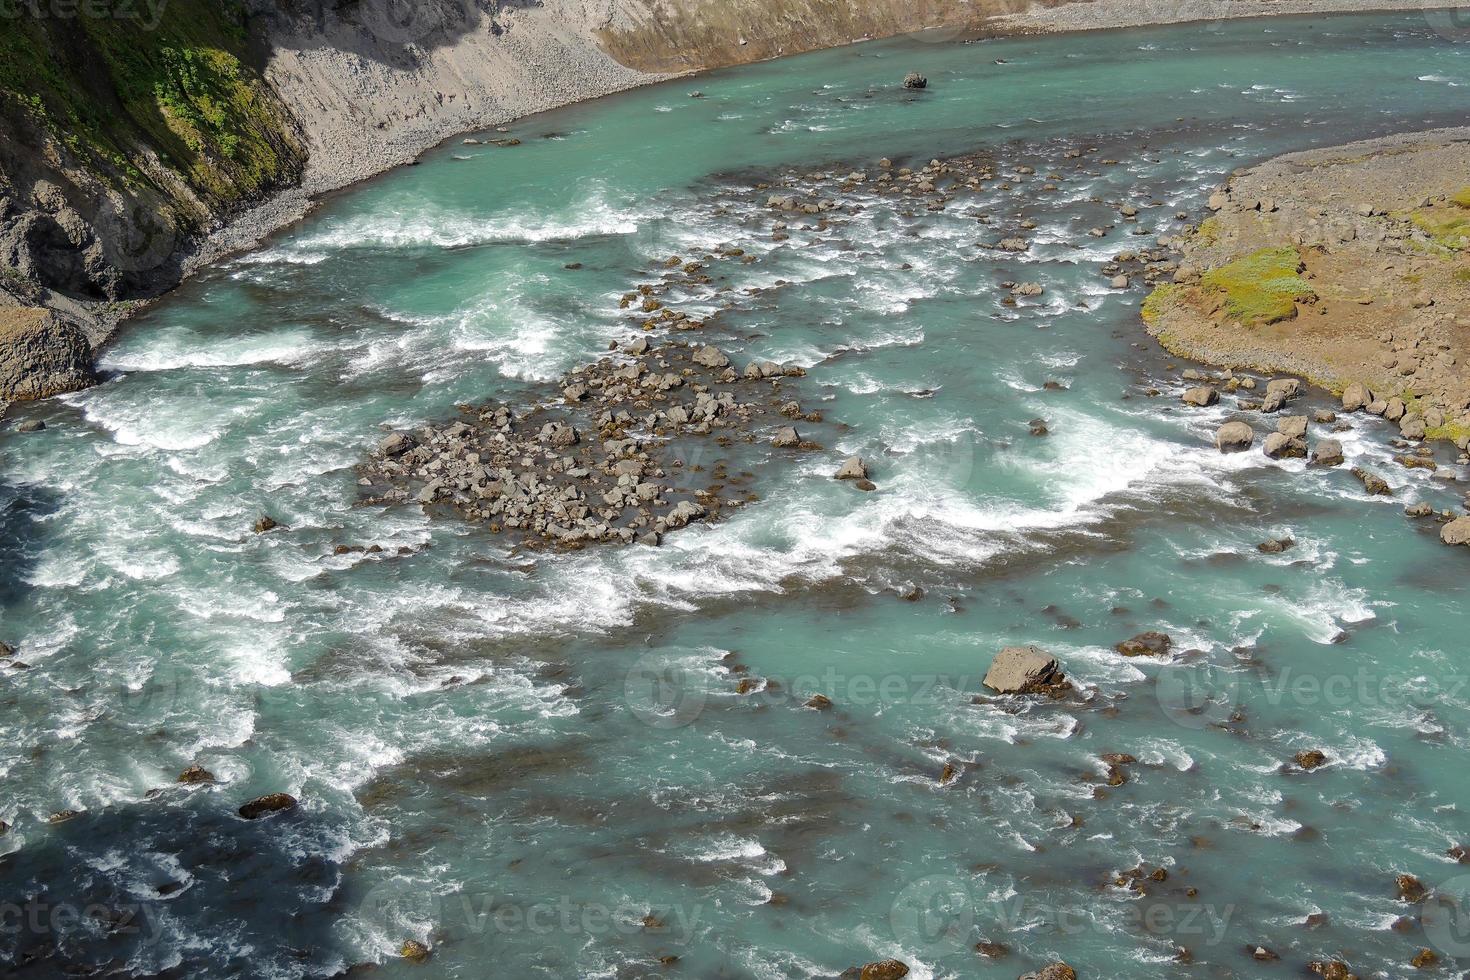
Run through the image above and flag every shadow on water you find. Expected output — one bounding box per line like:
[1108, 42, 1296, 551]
[0, 476, 61, 611]
[0, 794, 349, 979]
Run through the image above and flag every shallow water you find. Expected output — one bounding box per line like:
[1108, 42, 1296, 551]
[4, 12, 1470, 979]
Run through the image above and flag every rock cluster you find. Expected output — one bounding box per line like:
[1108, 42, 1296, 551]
[359, 338, 811, 548]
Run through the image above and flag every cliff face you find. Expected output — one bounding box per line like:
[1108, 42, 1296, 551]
[0, 0, 986, 401]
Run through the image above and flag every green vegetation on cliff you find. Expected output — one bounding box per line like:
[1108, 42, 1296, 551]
[0, 0, 301, 211]
[1200, 246, 1315, 325]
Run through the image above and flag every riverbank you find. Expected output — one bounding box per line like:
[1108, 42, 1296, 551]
[1140, 128, 1470, 448]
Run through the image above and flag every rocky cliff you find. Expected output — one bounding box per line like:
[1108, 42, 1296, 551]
[0, 0, 1000, 403]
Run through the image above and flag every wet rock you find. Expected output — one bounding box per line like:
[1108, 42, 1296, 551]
[859, 960, 909, 980]
[253, 516, 281, 534]
[1020, 965, 1077, 980]
[15, 418, 44, 432]
[1405, 501, 1433, 518]
[1311, 439, 1344, 467]
[238, 793, 298, 820]
[664, 500, 707, 529]
[997, 237, 1030, 253]
[983, 645, 1067, 695]
[834, 456, 868, 480]
[902, 72, 928, 90]
[854, 479, 877, 492]
[48, 809, 83, 823]
[1411, 948, 1439, 968]
[1181, 386, 1218, 407]
[803, 693, 833, 710]
[1294, 749, 1327, 770]
[1258, 538, 1294, 554]
[1261, 378, 1301, 413]
[1341, 382, 1373, 412]
[177, 765, 215, 785]
[1308, 960, 1356, 979]
[1263, 432, 1307, 459]
[378, 432, 414, 456]
[772, 426, 800, 448]
[563, 382, 589, 403]
[1396, 873, 1428, 903]
[1249, 946, 1280, 962]
[1352, 467, 1392, 496]
[1115, 631, 1172, 657]
[1442, 517, 1470, 546]
[401, 939, 431, 962]
[1215, 421, 1253, 453]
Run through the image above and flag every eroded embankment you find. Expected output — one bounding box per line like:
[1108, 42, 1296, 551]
[1141, 128, 1470, 448]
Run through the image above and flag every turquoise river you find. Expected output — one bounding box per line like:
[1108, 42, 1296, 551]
[4, 11, 1470, 979]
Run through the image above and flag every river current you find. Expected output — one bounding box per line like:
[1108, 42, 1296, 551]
[4, 12, 1470, 979]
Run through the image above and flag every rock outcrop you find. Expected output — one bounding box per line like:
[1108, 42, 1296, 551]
[0, 308, 96, 401]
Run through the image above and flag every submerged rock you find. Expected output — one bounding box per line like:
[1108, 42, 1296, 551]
[401, 939, 431, 962]
[177, 765, 215, 785]
[1020, 964, 1077, 980]
[858, 959, 909, 980]
[1352, 467, 1392, 496]
[902, 72, 928, 89]
[983, 645, 1067, 695]
[1115, 631, 1172, 657]
[1294, 749, 1327, 770]
[238, 793, 298, 820]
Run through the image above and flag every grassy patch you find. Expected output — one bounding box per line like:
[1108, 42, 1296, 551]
[1200, 246, 1316, 325]
[1411, 204, 1470, 252]
[0, 1, 301, 207]
[1141, 283, 1182, 325]
[1451, 186, 1470, 209]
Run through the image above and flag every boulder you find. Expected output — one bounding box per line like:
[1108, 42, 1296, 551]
[15, 418, 44, 432]
[401, 940, 431, 962]
[1215, 421, 1253, 453]
[1384, 397, 1406, 422]
[177, 765, 215, 785]
[1020, 965, 1077, 980]
[1405, 501, 1433, 518]
[692, 345, 730, 369]
[772, 426, 800, 448]
[834, 456, 868, 480]
[1110, 274, 1130, 289]
[1352, 467, 1392, 496]
[1311, 439, 1344, 467]
[1258, 538, 1294, 554]
[1441, 517, 1470, 547]
[378, 432, 414, 457]
[1341, 382, 1373, 412]
[664, 500, 707, 529]
[1115, 631, 1172, 657]
[238, 793, 298, 819]
[1262, 432, 1307, 459]
[1399, 414, 1426, 441]
[253, 516, 280, 534]
[902, 72, 928, 89]
[538, 422, 579, 448]
[1276, 415, 1308, 439]
[1295, 749, 1328, 770]
[983, 645, 1066, 694]
[0, 308, 97, 401]
[860, 960, 909, 980]
[1181, 386, 1217, 407]
[1261, 378, 1301, 413]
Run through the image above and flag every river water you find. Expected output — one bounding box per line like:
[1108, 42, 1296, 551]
[4, 11, 1470, 979]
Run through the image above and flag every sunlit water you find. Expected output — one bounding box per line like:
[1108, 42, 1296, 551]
[4, 13, 1470, 979]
